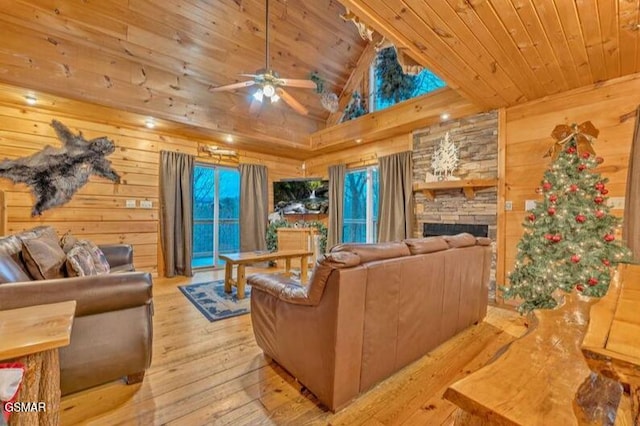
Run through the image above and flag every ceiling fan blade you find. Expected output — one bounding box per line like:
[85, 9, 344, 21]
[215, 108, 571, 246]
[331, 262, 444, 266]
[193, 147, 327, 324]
[278, 78, 318, 90]
[209, 80, 255, 92]
[249, 97, 262, 114]
[276, 88, 309, 115]
[239, 73, 262, 78]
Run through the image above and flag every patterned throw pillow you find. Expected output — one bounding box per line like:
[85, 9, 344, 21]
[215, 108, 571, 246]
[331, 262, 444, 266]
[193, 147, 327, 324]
[21, 235, 66, 280]
[65, 245, 97, 277]
[75, 240, 111, 275]
[59, 231, 78, 254]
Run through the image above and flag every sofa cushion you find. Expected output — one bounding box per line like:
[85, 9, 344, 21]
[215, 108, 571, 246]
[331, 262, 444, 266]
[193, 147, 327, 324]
[0, 254, 31, 283]
[403, 237, 449, 255]
[445, 233, 477, 248]
[476, 237, 491, 246]
[76, 240, 110, 275]
[22, 234, 66, 280]
[65, 245, 98, 277]
[331, 241, 410, 263]
[0, 235, 22, 258]
[60, 231, 79, 254]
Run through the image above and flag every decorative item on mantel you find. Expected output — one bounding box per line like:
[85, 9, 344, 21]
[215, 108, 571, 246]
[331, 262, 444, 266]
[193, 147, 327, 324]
[426, 131, 460, 182]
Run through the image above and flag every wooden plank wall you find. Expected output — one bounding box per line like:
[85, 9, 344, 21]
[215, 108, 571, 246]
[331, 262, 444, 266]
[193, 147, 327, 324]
[0, 97, 302, 277]
[305, 134, 412, 178]
[501, 73, 640, 286]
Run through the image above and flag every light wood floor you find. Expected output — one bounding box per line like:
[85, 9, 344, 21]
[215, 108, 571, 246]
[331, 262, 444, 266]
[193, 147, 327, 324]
[60, 268, 528, 425]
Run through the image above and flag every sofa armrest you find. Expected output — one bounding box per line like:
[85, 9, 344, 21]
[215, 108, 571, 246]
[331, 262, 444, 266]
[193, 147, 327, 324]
[249, 274, 311, 305]
[99, 244, 134, 269]
[0, 272, 153, 317]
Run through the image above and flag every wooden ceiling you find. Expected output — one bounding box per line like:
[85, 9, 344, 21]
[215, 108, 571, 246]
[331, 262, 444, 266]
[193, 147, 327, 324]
[0, 0, 368, 152]
[2, 1, 640, 158]
[339, 0, 640, 109]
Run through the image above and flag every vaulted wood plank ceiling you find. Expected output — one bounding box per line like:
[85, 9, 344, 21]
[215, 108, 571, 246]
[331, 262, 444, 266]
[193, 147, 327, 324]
[0, 0, 368, 153]
[2, 1, 639, 158]
[339, 0, 640, 109]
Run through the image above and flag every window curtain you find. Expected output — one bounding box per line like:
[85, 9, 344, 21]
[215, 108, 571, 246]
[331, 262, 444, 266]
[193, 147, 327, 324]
[159, 151, 194, 277]
[378, 151, 414, 242]
[327, 164, 346, 250]
[624, 106, 640, 261]
[239, 164, 268, 251]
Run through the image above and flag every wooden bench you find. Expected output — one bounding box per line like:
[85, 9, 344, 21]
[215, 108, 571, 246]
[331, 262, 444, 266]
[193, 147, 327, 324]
[444, 267, 637, 425]
[219, 250, 313, 299]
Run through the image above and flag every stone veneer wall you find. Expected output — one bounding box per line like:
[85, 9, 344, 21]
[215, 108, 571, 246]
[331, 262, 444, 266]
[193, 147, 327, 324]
[412, 110, 498, 299]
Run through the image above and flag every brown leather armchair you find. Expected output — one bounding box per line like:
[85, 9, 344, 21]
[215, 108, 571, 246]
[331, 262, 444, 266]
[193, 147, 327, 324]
[0, 236, 153, 395]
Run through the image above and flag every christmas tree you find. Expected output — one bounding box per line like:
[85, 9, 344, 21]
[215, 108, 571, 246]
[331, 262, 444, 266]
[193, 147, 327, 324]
[502, 122, 631, 313]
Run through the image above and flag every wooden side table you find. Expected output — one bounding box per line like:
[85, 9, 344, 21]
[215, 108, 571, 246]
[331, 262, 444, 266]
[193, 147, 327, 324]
[0, 301, 75, 426]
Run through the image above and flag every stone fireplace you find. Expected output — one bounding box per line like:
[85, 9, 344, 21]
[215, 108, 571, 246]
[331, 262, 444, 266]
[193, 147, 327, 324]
[412, 111, 498, 300]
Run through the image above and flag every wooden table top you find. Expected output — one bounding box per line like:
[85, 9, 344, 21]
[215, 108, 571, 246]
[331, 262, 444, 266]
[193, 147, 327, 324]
[219, 250, 313, 264]
[0, 300, 76, 360]
[582, 263, 640, 376]
[444, 292, 596, 425]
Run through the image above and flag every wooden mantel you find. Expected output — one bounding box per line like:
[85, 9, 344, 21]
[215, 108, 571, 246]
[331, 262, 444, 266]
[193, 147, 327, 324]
[413, 178, 498, 201]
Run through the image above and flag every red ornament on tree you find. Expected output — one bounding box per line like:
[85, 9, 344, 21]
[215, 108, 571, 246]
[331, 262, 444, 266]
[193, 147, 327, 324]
[594, 182, 605, 191]
[575, 214, 586, 223]
[549, 194, 558, 203]
[547, 207, 556, 216]
[544, 234, 553, 241]
[600, 188, 609, 195]
[588, 277, 598, 286]
[569, 184, 579, 192]
[595, 210, 605, 218]
[578, 164, 587, 171]
[594, 196, 604, 204]
[604, 234, 615, 242]
[596, 156, 604, 164]
[602, 259, 611, 266]
[528, 213, 536, 222]
[566, 146, 577, 154]
[576, 284, 584, 292]
[552, 234, 562, 243]
[542, 182, 552, 191]
[582, 152, 591, 159]
[571, 254, 581, 263]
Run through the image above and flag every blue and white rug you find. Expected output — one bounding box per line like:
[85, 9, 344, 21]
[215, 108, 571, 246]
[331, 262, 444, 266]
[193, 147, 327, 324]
[178, 279, 251, 322]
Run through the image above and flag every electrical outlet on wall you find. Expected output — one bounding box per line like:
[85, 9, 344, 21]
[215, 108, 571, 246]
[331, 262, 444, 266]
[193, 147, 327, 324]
[125, 199, 136, 208]
[525, 200, 537, 211]
[608, 197, 625, 209]
[505, 201, 513, 211]
[140, 200, 153, 209]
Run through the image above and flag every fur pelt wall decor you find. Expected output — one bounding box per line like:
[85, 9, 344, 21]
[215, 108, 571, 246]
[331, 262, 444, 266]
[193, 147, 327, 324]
[0, 120, 120, 216]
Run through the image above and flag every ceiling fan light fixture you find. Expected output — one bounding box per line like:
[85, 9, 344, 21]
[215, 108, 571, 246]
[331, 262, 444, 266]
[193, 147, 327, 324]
[270, 93, 280, 103]
[253, 89, 264, 102]
[263, 84, 276, 98]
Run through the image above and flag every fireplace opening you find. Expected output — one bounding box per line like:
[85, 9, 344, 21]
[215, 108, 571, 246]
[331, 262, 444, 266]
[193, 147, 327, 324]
[423, 223, 488, 238]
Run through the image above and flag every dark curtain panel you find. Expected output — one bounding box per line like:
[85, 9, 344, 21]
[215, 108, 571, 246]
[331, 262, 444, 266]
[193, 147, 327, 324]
[327, 164, 346, 250]
[624, 106, 640, 261]
[240, 164, 268, 251]
[378, 151, 414, 242]
[159, 151, 194, 277]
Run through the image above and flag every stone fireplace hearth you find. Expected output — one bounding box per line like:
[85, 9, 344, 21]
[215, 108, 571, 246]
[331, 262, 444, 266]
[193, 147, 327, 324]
[412, 111, 498, 300]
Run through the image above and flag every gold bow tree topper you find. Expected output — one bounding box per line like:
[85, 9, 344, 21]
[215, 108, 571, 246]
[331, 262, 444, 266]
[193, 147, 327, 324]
[545, 121, 600, 160]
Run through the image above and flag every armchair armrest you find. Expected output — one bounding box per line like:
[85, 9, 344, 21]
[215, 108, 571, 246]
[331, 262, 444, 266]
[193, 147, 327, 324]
[99, 244, 134, 270]
[0, 272, 152, 316]
[249, 274, 312, 306]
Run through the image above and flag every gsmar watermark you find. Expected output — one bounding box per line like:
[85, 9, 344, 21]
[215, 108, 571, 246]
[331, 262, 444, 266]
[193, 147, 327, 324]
[3, 401, 47, 412]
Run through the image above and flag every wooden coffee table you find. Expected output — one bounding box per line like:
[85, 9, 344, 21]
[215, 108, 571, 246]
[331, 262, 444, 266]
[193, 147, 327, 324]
[219, 249, 313, 299]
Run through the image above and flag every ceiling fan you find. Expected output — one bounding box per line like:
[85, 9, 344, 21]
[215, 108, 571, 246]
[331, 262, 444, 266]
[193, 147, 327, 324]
[209, 0, 317, 115]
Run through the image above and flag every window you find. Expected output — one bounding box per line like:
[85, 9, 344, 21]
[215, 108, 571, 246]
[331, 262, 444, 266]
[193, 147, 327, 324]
[370, 47, 446, 112]
[343, 166, 379, 243]
[192, 165, 240, 269]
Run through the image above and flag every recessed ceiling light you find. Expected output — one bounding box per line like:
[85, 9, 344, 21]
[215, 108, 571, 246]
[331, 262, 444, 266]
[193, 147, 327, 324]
[144, 118, 155, 129]
[440, 113, 450, 121]
[25, 95, 37, 105]
[225, 135, 234, 143]
[355, 138, 363, 144]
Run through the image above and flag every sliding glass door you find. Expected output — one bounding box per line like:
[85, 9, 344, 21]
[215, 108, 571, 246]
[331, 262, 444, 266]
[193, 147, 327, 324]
[343, 166, 379, 243]
[192, 164, 240, 269]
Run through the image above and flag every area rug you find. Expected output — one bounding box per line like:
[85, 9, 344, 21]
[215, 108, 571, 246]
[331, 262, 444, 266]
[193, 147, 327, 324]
[178, 279, 251, 322]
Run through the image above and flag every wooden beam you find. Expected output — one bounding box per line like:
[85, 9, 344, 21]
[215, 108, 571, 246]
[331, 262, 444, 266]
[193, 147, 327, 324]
[326, 33, 382, 126]
[310, 88, 483, 153]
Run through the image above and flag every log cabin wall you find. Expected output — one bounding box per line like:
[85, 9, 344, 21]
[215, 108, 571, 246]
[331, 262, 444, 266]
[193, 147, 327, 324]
[501, 73, 640, 291]
[0, 89, 302, 277]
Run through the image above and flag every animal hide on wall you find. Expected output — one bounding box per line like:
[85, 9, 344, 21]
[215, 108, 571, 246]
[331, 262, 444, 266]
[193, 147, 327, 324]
[0, 120, 120, 216]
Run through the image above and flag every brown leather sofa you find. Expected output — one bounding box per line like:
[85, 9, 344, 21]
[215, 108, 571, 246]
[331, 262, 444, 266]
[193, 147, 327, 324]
[248, 233, 491, 411]
[0, 226, 153, 395]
